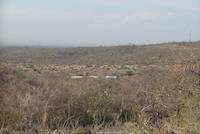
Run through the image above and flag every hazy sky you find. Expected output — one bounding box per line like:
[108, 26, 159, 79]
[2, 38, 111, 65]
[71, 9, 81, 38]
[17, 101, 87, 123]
[0, 0, 200, 46]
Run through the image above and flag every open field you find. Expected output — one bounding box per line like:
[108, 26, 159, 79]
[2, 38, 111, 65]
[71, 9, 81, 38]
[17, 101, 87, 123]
[0, 41, 200, 134]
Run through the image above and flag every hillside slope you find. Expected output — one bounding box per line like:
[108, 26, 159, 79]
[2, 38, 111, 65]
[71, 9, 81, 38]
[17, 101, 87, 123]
[1, 41, 200, 65]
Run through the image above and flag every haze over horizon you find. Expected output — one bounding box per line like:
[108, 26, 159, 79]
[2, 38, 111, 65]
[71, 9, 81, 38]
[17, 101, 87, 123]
[0, 0, 200, 46]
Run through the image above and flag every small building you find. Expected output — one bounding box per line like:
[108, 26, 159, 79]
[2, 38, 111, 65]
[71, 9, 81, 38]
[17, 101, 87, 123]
[71, 76, 84, 79]
[105, 76, 118, 79]
[89, 76, 99, 79]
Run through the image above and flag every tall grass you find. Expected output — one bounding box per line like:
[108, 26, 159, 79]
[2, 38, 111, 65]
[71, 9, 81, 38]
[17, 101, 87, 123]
[0, 62, 199, 133]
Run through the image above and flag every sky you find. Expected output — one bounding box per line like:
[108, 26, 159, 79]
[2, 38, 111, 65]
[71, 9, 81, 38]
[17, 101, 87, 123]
[0, 0, 200, 46]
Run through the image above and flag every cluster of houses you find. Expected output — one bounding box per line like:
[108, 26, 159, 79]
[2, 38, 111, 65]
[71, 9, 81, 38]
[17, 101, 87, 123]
[71, 75, 118, 79]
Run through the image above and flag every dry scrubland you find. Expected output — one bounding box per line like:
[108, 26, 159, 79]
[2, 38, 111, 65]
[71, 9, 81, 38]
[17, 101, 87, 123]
[0, 41, 200, 134]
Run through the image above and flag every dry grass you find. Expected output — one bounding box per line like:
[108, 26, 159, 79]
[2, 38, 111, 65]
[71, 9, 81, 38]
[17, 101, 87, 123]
[0, 42, 200, 134]
[0, 61, 199, 134]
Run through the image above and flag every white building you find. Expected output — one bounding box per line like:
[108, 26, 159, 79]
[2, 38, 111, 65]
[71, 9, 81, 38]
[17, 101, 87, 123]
[71, 76, 84, 79]
[105, 76, 118, 79]
[89, 76, 99, 79]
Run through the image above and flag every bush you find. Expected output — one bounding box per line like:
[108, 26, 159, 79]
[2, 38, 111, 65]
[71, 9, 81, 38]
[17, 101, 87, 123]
[0, 62, 199, 133]
[126, 70, 136, 76]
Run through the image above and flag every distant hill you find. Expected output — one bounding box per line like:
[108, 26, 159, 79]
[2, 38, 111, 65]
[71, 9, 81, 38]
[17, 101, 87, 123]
[1, 41, 200, 65]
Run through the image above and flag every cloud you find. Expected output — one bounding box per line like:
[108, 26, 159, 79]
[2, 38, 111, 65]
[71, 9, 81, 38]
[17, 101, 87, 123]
[1, 8, 49, 17]
[123, 12, 162, 22]
[64, 11, 177, 24]
[133, 11, 176, 21]
[76, 0, 200, 12]
[1, 7, 177, 27]
[149, 0, 200, 11]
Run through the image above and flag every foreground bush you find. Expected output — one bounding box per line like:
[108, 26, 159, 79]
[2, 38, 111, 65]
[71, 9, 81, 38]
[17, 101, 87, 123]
[0, 63, 199, 133]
